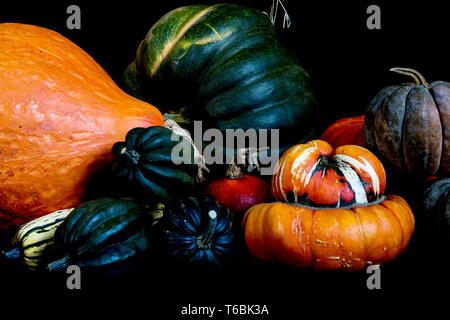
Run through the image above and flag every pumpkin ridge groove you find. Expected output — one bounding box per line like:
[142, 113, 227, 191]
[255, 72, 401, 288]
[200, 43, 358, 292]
[352, 207, 368, 267]
[379, 201, 405, 251]
[399, 86, 415, 172]
[309, 209, 317, 269]
[196, 31, 279, 90]
[215, 90, 316, 132]
[208, 76, 310, 122]
[428, 87, 446, 172]
[204, 63, 308, 117]
[199, 44, 295, 102]
[263, 204, 277, 262]
[150, 6, 215, 76]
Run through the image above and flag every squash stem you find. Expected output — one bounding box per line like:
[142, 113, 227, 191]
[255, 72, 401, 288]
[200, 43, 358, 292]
[196, 210, 218, 249]
[1, 247, 21, 261]
[226, 163, 243, 179]
[120, 147, 140, 166]
[390, 67, 429, 88]
[47, 256, 71, 272]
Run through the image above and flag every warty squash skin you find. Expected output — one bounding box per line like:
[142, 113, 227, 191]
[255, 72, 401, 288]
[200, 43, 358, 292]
[242, 195, 415, 271]
[0, 23, 164, 229]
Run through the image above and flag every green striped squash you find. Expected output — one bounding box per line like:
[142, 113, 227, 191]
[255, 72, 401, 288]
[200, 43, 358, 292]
[1, 209, 73, 270]
[124, 3, 318, 149]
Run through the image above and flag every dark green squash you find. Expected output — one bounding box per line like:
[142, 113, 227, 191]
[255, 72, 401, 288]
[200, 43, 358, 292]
[422, 177, 449, 240]
[364, 67, 449, 176]
[124, 3, 318, 149]
[111, 126, 199, 201]
[153, 194, 235, 268]
[47, 197, 151, 273]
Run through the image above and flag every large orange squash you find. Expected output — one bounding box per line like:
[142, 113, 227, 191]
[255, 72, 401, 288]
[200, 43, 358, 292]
[242, 196, 415, 271]
[0, 23, 163, 228]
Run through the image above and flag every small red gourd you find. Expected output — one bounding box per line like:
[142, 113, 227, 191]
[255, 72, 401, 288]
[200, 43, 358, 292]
[204, 163, 269, 215]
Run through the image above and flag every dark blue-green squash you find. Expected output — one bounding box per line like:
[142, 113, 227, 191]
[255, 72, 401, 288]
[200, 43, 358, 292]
[153, 194, 235, 268]
[124, 3, 318, 149]
[111, 126, 199, 201]
[47, 197, 151, 273]
[422, 177, 450, 240]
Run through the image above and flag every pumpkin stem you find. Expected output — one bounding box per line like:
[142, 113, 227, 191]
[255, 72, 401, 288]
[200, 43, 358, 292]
[390, 67, 429, 88]
[267, 0, 292, 28]
[235, 146, 270, 173]
[225, 162, 244, 179]
[120, 147, 140, 166]
[196, 210, 218, 250]
[150, 203, 165, 226]
[47, 256, 71, 272]
[163, 119, 210, 183]
[0, 247, 21, 261]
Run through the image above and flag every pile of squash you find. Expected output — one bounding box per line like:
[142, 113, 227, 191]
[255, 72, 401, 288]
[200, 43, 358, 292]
[0, 3, 448, 277]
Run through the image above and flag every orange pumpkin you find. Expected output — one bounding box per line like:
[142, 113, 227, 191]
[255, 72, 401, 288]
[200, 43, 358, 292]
[242, 195, 415, 271]
[271, 140, 386, 207]
[242, 139, 414, 271]
[320, 115, 365, 148]
[0, 23, 164, 228]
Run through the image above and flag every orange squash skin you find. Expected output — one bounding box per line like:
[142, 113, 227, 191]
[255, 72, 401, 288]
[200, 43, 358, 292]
[0, 23, 164, 228]
[242, 195, 415, 271]
[320, 115, 365, 148]
[271, 140, 386, 207]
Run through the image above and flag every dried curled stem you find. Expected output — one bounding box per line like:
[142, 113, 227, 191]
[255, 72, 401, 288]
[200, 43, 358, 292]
[234, 146, 270, 173]
[266, 0, 292, 28]
[163, 119, 209, 182]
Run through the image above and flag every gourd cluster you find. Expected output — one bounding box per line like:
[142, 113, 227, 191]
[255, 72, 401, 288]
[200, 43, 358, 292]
[0, 4, 448, 278]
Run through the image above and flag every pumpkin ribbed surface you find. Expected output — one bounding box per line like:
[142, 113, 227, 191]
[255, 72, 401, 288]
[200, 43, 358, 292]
[271, 140, 386, 207]
[321, 115, 365, 148]
[124, 3, 318, 148]
[242, 195, 415, 271]
[364, 68, 449, 176]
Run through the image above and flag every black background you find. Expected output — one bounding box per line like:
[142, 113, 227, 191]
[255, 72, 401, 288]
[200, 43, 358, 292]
[0, 0, 448, 317]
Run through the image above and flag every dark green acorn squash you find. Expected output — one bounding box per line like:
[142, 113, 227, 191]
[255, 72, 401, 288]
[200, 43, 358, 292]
[111, 126, 198, 201]
[124, 3, 318, 149]
[47, 197, 151, 273]
[153, 194, 235, 268]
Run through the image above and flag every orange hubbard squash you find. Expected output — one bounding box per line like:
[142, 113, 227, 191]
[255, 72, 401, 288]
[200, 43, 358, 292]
[0, 23, 163, 229]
